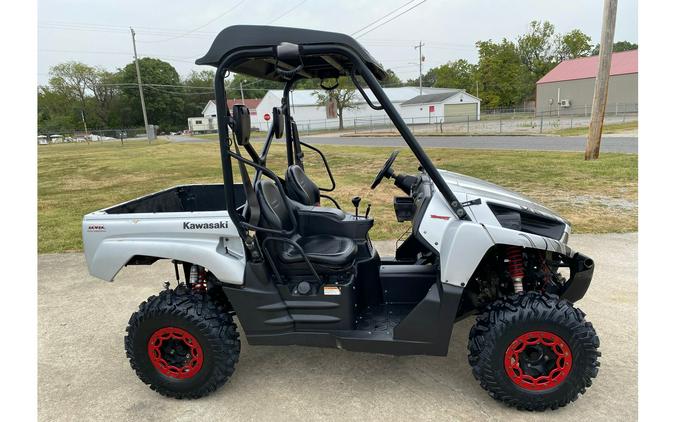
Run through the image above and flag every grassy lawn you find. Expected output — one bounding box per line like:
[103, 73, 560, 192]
[554, 120, 638, 136]
[38, 140, 637, 253]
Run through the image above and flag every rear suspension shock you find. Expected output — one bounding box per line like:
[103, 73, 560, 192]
[189, 264, 207, 292]
[506, 246, 525, 293]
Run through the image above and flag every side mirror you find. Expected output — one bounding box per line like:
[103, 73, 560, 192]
[232, 105, 251, 146]
[272, 107, 284, 139]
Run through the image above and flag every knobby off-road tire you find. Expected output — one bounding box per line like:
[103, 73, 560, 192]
[468, 292, 600, 411]
[125, 286, 240, 399]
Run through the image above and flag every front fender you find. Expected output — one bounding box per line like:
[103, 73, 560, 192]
[439, 221, 494, 287]
[439, 221, 577, 287]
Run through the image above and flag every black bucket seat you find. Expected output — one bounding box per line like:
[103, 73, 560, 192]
[285, 165, 321, 206]
[255, 180, 357, 274]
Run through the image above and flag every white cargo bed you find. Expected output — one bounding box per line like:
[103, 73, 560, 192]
[82, 184, 246, 285]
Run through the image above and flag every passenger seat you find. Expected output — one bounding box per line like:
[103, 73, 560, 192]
[285, 165, 321, 206]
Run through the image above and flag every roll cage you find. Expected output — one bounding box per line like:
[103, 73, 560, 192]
[197, 26, 470, 241]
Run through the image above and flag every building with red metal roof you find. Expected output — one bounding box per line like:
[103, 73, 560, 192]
[535, 50, 637, 115]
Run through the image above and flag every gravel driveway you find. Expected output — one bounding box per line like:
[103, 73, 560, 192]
[38, 233, 637, 421]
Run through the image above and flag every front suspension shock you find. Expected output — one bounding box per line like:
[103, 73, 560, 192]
[506, 246, 525, 293]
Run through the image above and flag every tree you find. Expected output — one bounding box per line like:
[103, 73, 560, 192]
[517, 21, 557, 81]
[228, 73, 284, 99]
[86, 69, 120, 127]
[591, 40, 637, 55]
[313, 77, 357, 130]
[433, 59, 477, 93]
[42, 61, 120, 130]
[406, 69, 437, 89]
[475, 39, 528, 108]
[118, 58, 185, 131]
[556, 29, 593, 61]
[182, 70, 216, 118]
[48, 62, 93, 112]
[38, 86, 81, 132]
[383, 69, 403, 87]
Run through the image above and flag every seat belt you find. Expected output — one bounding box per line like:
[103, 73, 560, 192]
[290, 119, 304, 169]
[232, 140, 261, 228]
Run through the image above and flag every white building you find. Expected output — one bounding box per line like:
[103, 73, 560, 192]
[400, 91, 481, 122]
[189, 87, 480, 133]
[255, 87, 480, 131]
[188, 99, 261, 134]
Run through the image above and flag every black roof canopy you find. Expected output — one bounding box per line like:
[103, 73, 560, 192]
[196, 25, 387, 82]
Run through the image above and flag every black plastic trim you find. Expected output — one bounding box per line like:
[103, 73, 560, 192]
[559, 252, 594, 303]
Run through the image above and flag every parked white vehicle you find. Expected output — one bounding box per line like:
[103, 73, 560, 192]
[83, 25, 600, 410]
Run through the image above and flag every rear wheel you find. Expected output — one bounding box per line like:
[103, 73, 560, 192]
[468, 292, 600, 410]
[125, 286, 240, 399]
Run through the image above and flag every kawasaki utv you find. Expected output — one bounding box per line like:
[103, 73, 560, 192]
[82, 25, 600, 410]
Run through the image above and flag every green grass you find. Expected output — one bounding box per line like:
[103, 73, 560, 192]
[553, 120, 638, 136]
[38, 140, 637, 253]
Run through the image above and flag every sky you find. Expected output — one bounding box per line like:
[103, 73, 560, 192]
[37, 0, 638, 86]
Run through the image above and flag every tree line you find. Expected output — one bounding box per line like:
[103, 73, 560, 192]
[405, 21, 636, 109]
[38, 20, 636, 133]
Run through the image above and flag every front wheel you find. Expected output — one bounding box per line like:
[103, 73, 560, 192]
[125, 286, 240, 399]
[468, 292, 600, 411]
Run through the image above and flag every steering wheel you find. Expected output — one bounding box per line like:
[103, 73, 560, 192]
[371, 150, 399, 189]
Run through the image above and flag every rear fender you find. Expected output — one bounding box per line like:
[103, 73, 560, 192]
[86, 237, 246, 285]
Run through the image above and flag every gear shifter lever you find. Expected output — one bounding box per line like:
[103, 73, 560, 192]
[352, 196, 362, 217]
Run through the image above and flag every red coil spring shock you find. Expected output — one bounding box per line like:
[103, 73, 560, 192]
[506, 246, 524, 293]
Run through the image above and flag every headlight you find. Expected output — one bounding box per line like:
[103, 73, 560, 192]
[488, 203, 566, 240]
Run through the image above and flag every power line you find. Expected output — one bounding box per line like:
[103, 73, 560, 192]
[351, 0, 417, 37]
[39, 48, 194, 60]
[354, 0, 429, 39]
[38, 24, 211, 39]
[267, 0, 307, 24]
[40, 21, 215, 36]
[138, 0, 247, 43]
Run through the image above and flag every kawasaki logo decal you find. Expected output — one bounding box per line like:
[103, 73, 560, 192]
[182, 221, 228, 230]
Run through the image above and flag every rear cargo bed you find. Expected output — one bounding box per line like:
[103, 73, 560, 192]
[104, 184, 246, 214]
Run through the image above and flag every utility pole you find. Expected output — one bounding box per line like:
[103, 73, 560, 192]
[130, 27, 151, 143]
[239, 80, 246, 105]
[81, 110, 89, 144]
[80, 110, 88, 134]
[585, 0, 618, 160]
[414, 41, 425, 95]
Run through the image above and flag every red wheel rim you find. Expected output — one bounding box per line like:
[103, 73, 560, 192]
[504, 331, 572, 391]
[147, 327, 204, 379]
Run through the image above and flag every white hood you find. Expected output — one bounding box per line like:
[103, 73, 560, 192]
[437, 169, 566, 223]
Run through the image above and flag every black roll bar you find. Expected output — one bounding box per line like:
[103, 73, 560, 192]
[298, 141, 336, 192]
[282, 80, 296, 166]
[214, 44, 470, 239]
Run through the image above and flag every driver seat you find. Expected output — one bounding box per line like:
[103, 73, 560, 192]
[256, 179, 357, 274]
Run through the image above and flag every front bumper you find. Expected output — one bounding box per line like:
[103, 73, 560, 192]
[559, 252, 595, 303]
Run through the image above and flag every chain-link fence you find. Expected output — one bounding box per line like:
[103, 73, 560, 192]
[349, 103, 638, 136]
[38, 102, 638, 143]
[37, 127, 149, 144]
